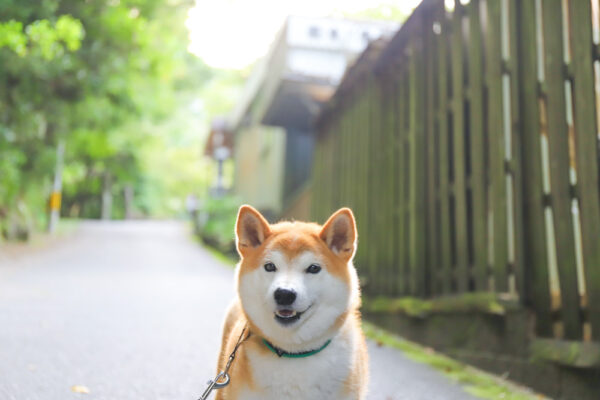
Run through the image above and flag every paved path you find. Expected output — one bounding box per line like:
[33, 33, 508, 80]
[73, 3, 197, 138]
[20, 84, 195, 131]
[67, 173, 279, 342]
[0, 221, 477, 400]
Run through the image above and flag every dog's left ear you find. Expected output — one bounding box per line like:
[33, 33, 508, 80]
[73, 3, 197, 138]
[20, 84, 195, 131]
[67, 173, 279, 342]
[319, 208, 357, 261]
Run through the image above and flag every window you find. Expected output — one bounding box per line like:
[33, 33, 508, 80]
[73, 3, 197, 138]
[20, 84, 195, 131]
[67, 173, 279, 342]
[309, 25, 320, 38]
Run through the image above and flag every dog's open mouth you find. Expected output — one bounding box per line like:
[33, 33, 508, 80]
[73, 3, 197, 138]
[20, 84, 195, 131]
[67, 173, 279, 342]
[274, 306, 311, 325]
[274, 309, 302, 324]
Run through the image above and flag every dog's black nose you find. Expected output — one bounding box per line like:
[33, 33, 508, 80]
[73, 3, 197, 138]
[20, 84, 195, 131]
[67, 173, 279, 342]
[274, 288, 296, 305]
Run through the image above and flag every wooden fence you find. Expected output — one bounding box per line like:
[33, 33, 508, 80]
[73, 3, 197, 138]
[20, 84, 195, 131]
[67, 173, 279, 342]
[312, 0, 600, 343]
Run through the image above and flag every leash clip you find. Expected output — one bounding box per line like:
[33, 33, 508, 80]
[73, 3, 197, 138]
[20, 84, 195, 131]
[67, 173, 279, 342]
[197, 326, 249, 399]
[199, 371, 230, 400]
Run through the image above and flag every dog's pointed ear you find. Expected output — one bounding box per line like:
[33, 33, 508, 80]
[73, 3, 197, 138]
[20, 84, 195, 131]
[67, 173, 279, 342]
[319, 208, 356, 261]
[236, 205, 271, 257]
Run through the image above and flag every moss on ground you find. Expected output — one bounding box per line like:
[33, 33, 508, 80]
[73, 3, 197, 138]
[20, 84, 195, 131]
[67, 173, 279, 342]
[362, 322, 545, 400]
[364, 292, 520, 317]
[530, 338, 600, 368]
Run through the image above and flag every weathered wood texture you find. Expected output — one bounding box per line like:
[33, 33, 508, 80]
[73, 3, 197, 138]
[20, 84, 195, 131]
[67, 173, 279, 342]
[312, 0, 600, 342]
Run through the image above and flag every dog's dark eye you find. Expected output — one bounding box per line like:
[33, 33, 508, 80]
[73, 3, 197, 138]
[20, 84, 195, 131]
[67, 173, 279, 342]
[306, 264, 321, 274]
[264, 262, 277, 272]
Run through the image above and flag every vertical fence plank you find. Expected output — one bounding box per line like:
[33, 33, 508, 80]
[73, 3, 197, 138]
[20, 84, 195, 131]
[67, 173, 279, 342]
[367, 78, 380, 293]
[380, 80, 392, 295]
[329, 122, 338, 210]
[320, 129, 327, 220]
[350, 94, 358, 248]
[331, 122, 339, 212]
[353, 94, 362, 270]
[450, 4, 470, 292]
[352, 95, 361, 266]
[568, 0, 600, 340]
[342, 110, 347, 209]
[349, 99, 355, 210]
[311, 137, 318, 219]
[379, 79, 390, 295]
[320, 130, 327, 220]
[344, 103, 351, 208]
[328, 128, 335, 217]
[389, 79, 402, 295]
[436, 2, 453, 294]
[425, 9, 439, 297]
[541, 0, 582, 340]
[375, 80, 385, 294]
[516, 0, 553, 336]
[410, 27, 428, 297]
[337, 116, 344, 210]
[385, 81, 398, 296]
[508, 0, 526, 301]
[366, 79, 376, 293]
[485, 0, 509, 292]
[320, 130, 327, 221]
[378, 81, 389, 294]
[360, 90, 370, 273]
[467, 0, 488, 291]
[405, 60, 414, 295]
[396, 69, 408, 295]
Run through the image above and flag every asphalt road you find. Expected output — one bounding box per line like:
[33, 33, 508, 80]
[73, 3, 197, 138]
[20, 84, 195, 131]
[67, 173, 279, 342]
[0, 221, 477, 400]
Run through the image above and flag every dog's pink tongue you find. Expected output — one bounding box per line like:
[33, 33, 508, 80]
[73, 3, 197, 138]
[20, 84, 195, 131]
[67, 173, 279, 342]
[278, 309, 293, 317]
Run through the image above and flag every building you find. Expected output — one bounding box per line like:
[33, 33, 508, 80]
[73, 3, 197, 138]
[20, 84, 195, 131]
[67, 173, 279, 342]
[227, 15, 398, 221]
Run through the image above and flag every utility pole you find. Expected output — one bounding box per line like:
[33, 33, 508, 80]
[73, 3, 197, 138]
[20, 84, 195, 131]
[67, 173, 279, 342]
[124, 184, 134, 220]
[48, 140, 65, 233]
[101, 172, 112, 220]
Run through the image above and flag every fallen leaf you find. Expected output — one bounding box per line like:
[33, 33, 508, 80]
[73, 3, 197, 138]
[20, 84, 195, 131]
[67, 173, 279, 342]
[71, 385, 90, 394]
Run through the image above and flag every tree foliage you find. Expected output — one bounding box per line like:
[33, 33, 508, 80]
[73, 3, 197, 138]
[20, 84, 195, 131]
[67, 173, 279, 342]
[0, 0, 219, 239]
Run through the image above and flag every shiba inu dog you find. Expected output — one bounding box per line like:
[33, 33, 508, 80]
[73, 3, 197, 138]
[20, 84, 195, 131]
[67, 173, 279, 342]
[215, 205, 368, 400]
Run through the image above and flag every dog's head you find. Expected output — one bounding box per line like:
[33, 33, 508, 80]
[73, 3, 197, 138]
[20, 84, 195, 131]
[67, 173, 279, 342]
[234, 205, 359, 350]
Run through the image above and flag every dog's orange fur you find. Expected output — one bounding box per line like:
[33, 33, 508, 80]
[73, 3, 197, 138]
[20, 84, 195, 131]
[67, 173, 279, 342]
[215, 206, 368, 400]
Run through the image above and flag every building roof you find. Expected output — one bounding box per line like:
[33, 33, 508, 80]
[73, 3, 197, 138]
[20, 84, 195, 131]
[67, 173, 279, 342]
[227, 15, 399, 133]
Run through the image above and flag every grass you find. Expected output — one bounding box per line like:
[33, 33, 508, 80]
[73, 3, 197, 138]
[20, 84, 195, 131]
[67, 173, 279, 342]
[3, 218, 80, 246]
[56, 218, 80, 236]
[363, 322, 546, 400]
[191, 229, 238, 268]
[203, 242, 238, 267]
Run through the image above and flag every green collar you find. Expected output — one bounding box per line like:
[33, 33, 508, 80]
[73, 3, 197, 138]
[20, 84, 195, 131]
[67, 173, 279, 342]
[262, 338, 332, 358]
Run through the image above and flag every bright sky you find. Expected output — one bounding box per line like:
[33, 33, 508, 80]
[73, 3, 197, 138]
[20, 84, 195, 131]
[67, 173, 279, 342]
[186, 0, 423, 70]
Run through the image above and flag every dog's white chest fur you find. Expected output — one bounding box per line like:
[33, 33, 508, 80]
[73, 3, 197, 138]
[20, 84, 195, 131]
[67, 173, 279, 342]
[238, 336, 353, 400]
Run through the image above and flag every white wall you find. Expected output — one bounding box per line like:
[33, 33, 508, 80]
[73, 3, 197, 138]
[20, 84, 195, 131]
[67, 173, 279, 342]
[283, 16, 397, 83]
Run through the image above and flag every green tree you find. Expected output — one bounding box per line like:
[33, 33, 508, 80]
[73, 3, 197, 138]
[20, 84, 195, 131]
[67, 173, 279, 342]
[0, 0, 215, 238]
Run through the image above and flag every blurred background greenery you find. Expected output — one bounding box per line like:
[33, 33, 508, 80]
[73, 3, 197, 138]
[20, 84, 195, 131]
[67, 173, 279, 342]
[0, 0, 248, 240]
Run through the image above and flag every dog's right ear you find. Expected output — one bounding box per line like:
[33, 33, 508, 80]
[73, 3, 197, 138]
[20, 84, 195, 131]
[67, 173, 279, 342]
[319, 208, 357, 262]
[235, 205, 271, 257]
